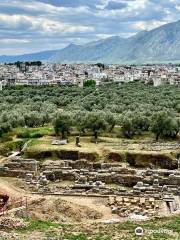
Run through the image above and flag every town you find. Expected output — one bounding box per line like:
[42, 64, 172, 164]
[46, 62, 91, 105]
[0, 62, 180, 88]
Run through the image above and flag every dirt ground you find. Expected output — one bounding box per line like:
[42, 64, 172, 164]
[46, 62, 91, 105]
[0, 177, 172, 224]
[0, 177, 26, 198]
[0, 177, 179, 240]
[0, 177, 118, 224]
[58, 195, 118, 222]
[28, 196, 114, 222]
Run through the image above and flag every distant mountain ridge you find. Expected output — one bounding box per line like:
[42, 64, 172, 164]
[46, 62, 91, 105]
[0, 50, 57, 63]
[1, 20, 180, 64]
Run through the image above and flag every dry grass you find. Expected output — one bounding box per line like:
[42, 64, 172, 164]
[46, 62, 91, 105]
[22, 136, 179, 163]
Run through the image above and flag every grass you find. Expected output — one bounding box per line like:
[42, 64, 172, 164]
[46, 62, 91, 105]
[14, 126, 53, 139]
[15, 216, 180, 240]
[21, 135, 177, 167]
[0, 124, 178, 159]
[0, 139, 26, 156]
[0, 128, 177, 168]
[16, 219, 63, 233]
[22, 136, 102, 161]
[23, 135, 179, 154]
[14, 126, 53, 135]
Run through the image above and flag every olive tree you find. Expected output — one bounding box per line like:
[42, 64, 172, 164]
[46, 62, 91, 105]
[162, 117, 179, 138]
[151, 111, 179, 141]
[53, 112, 72, 139]
[121, 117, 135, 138]
[0, 122, 12, 137]
[74, 111, 88, 135]
[85, 112, 107, 143]
[105, 112, 116, 132]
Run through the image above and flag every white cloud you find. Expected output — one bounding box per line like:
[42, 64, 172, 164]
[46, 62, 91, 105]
[0, 14, 94, 34]
[0, 0, 179, 54]
[175, 5, 180, 11]
[0, 39, 30, 44]
[132, 20, 168, 31]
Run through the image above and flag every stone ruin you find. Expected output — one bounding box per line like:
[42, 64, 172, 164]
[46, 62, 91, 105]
[108, 195, 160, 218]
[0, 156, 39, 178]
[0, 153, 180, 219]
[24, 173, 50, 193]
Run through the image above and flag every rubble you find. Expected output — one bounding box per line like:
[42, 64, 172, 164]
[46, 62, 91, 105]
[0, 231, 19, 240]
[0, 217, 28, 230]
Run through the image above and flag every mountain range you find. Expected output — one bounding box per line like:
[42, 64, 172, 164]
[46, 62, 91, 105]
[1, 20, 180, 64]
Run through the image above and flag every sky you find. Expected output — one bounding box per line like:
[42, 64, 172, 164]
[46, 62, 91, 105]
[0, 0, 180, 55]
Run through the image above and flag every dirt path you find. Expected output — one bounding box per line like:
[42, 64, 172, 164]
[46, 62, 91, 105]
[0, 177, 23, 196]
[0, 177, 31, 202]
[0, 178, 117, 222]
[0, 157, 8, 164]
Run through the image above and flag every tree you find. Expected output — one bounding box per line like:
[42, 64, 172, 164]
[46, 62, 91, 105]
[96, 63, 105, 69]
[53, 113, 72, 139]
[0, 122, 12, 137]
[24, 112, 42, 128]
[132, 115, 150, 132]
[74, 111, 87, 134]
[162, 117, 179, 138]
[85, 112, 107, 143]
[83, 80, 96, 87]
[121, 117, 135, 138]
[105, 112, 116, 132]
[150, 111, 179, 141]
[39, 113, 50, 126]
[175, 104, 180, 113]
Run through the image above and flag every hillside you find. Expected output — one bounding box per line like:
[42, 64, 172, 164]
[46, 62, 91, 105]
[51, 20, 180, 63]
[1, 20, 180, 63]
[0, 49, 58, 63]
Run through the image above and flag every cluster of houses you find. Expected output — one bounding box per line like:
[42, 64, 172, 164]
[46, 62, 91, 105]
[0, 63, 180, 88]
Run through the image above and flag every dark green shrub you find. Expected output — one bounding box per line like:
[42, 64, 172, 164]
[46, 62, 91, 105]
[17, 130, 30, 138]
[30, 132, 45, 138]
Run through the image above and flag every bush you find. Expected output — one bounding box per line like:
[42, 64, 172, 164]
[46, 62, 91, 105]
[5, 140, 25, 152]
[17, 129, 47, 138]
[0, 135, 13, 143]
[17, 130, 30, 138]
[83, 79, 96, 87]
[30, 132, 45, 138]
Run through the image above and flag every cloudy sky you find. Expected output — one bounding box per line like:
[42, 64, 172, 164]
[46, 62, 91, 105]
[0, 0, 180, 55]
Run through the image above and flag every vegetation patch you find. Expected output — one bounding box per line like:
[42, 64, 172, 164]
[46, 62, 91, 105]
[17, 219, 62, 233]
[0, 140, 25, 155]
[15, 215, 180, 240]
[16, 127, 53, 139]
